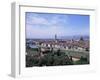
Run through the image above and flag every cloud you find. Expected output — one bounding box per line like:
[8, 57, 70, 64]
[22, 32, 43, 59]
[26, 13, 68, 27]
[26, 15, 49, 25]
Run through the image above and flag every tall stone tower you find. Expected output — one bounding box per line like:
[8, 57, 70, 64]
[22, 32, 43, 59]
[55, 34, 57, 43]
[55, 34, 57, 40]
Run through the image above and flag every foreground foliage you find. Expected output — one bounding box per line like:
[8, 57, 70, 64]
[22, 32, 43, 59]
[26, 49, 89, 67]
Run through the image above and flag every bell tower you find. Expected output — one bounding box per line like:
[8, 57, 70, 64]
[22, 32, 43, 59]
[55, 34, 57, 40]
[55, 34, 57, 43]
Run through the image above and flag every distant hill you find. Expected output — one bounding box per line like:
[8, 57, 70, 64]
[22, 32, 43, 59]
[58, 35, 89, 40]
[26, 35, 89, 40]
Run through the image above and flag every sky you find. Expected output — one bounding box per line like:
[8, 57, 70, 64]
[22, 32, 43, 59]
[25, 12, 89, 39]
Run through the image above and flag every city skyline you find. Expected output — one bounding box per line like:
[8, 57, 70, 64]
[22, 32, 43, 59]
[26, 12, 90, 39]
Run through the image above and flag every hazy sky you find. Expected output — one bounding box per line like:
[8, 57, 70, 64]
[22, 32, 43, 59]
[26, 12, 89, 39]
